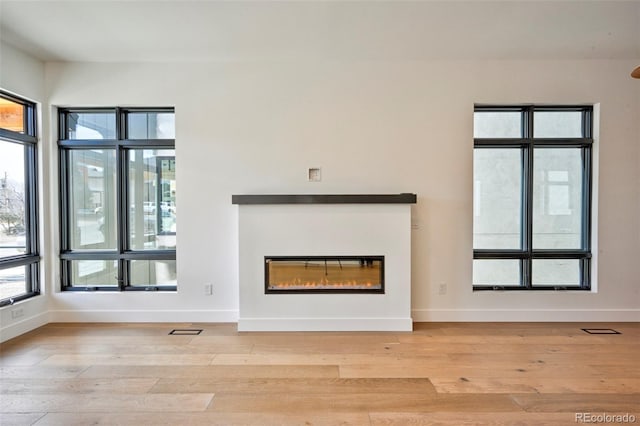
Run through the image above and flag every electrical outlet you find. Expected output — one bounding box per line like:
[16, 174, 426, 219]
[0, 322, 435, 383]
[11, 308, 24, 319]
[438, 282, 447, 295]
[204, 283, 213, 295]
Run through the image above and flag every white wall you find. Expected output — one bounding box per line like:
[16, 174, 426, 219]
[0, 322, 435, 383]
[41, 58, 640, 324]
[0, 42, 45, 99]
[0, 42, 49, 342]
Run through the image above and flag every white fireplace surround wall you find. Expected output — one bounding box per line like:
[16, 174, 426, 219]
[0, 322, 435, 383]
[234, 194, 415, 331]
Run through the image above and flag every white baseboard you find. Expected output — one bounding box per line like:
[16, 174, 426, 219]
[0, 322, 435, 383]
[49, 309, 239, 323]
[0, 311, 49, 343]
[412, 309, 640, 322]
[238, 317, 413, 331]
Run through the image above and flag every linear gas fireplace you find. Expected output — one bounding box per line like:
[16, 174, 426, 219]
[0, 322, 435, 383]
[265, 256, 384, 294]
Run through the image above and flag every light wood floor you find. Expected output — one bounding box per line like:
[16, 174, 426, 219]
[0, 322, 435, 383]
[1, 322, 638, 425]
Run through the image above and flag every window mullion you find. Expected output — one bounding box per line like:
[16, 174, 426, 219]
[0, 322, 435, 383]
[116, 108, 127, 290]
[22, 104, 30, 137]
[582, 108, 591, 139]
[119, 258, 128, 291]
[522, 107, 535, 288]
[582, 258, 591, 290]
[581, 146, 593, 289]
[522, 143, 534, 288]
[57, 112, 70, 287]
[586, 152, 593, 254]
[59, 149, 70, 253]
[25, 143, 39, 255]
[118, 107, 127, 138]
[581, 108, 592, 288]
[29, 104, 36, 137]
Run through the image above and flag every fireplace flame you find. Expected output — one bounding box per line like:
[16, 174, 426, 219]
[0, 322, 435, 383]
[272, 280, 376, 289]
[266, 257, 382, 292]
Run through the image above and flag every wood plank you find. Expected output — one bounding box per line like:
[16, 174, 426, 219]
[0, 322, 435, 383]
[33, 412, 371, 426]
[511, 394, 640, 413]
[299, 342, 640, 355]
[212, 353, 451, 366]
[207, 393, 522, 413]
[0, 366, 86, 379]
[430, 377, 538, 394]
[248, 343, 432, 355]
[192, 332, 400, 347]
[369, 412, 582, 425]
[591, 365, 640, 378]
[0, 349, 52, 367]
[0, 413, 45, 426]
[26, 342, 254, 356]
[39, 353, 216, 366]
[79, 365, 339, 379]
[339, 363, 605, 379]
[397, 334, 617, 345]
[431, 377, 640, 394]
[150, 378, 436, 395]
[0, 378, 158, 395]
[447, 351, 640, 365]
[6, 335, 196, 346]
[0, 393, 214, 413]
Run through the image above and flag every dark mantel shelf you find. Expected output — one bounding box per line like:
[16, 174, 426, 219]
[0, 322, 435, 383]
[232, 193, 417, 205]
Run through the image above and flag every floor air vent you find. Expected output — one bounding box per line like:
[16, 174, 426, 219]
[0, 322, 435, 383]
[581, 328, 621, 335]
[169, 329, 203, 335]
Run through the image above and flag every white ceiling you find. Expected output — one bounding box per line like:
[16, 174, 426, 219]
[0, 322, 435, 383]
[1, 0, 639, 63]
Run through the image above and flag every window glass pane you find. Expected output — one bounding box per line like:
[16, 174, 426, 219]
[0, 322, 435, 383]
[129, 149, 176, 250]
[534, 111, 583, 138]
[128, 112, 175, 139]
[0, 97, 25, 133]
[533, 149, 582, 249]
[0, 140, 26, 258]
[473, 260, 520, 286]
[68, 150, 117, 250]
[0, 265, 26, 301]
[67, 112, 116, 139]
[473, 149, 522, 249]
[69, 260, 118, 287]
[474, 111, 522, 138]
[532, 259, 580, 286]
[130, 260, 176, 286]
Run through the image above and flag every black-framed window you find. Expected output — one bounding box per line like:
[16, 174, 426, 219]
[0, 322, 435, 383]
[473, 105, 593, 290]
[58, 108, 176, 291]
[0, 91, 40, 306]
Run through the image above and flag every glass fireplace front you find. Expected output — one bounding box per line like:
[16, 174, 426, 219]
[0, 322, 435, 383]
[265, 256, 384, 294]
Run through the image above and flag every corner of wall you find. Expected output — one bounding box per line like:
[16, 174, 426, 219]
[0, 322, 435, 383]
[0, 302, 49, 343]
